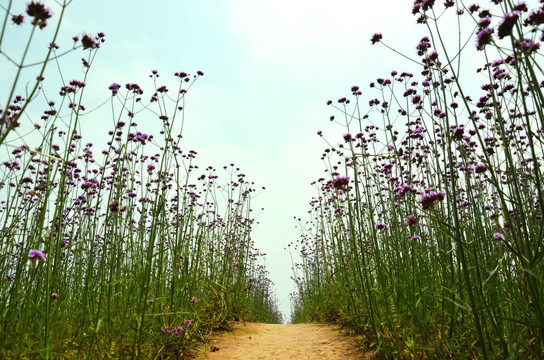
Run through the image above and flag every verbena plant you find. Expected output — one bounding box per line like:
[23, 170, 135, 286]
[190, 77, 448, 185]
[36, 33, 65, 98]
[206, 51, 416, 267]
[0, 1, 281, 359]
[291, 0, 544, 358]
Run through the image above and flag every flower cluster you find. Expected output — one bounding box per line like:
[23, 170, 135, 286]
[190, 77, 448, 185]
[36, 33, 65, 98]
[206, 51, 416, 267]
[161, 320, 192, 335]
[28, 249, 45, 261]
[26, 1, 52, 29]
[332, 175, 350, 190]
[419, 191, 445, 210]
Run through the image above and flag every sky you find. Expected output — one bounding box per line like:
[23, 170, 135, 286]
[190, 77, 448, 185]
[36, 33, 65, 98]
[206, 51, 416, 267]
[2, 0, 429, 319]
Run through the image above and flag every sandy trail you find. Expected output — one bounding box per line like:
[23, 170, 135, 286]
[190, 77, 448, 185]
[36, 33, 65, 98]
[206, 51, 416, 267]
[194, 322, 374, 360]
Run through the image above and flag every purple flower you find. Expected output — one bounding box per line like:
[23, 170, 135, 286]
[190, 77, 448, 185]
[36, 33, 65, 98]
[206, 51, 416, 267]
[405, 215, 418, 226]
[393, 184, 416, 198]
[468, 4, 480, 13]
[12, 14, 24, 25]
[452, 125, 465, 140]
[513, 2, 527, 12]
[416, 37, 432, 57]
[514, 38, 540, 53]
[497, 12, 520, 39]
[370, 33, 383, 44]
[479, 16, 492, 28]
[411, 94, 422, 104]
[332, 176, 350, 190]
[524, 7, 544, 26]
[26, 1, 52, 28]
[28, 249, 45, 261]
[69, 79, 86, 88]
[51, 293, 58, 300]
[412, 0, 435, 13]
[81, 181, 94, 190]
[190, 296, 198, 304]
[479, 9, 492, 18]
[161, 325, 186, 335]
[419, 191, 446, 210]
[474, 163, 487, 173]
[125, 83, 143, 95]
[108, 83, 121, 95]
[376, 222, 386, 230]
[411, 235, 420, 241]
[476, 28, 494, 50]
[81, 34, 97, 49]
[494, 232, 504, 240]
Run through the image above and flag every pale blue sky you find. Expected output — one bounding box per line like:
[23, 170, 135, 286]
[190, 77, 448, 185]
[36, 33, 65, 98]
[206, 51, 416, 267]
[2, 0, 428, 318]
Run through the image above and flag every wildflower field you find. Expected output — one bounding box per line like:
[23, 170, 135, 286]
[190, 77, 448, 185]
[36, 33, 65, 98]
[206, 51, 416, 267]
[0, 1, 281, 358]
[291, 0, 544, 358]
[3, 0, 544, 359]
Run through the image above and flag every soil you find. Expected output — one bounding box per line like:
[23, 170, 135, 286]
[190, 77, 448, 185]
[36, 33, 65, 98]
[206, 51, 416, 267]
[193, 322, 375, 360]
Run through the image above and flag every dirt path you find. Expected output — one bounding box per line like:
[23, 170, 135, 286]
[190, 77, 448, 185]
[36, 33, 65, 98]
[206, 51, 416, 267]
[194, 322, 374, 359]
